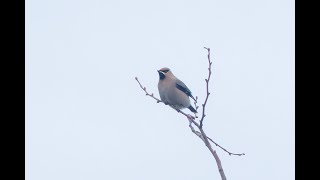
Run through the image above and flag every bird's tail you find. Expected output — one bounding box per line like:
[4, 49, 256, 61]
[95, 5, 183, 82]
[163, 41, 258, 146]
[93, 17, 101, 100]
[188, 105, 197, 113]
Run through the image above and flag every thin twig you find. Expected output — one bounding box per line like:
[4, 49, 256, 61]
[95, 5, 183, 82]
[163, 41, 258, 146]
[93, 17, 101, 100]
[135, 77, 162, 103]
[200, 47, 212, 128]
[193, 96, 199, 118]
[194, 96, 199, 111]
[207, 137, 245, 156]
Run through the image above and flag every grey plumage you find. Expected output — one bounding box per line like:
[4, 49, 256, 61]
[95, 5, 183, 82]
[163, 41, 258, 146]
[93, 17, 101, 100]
[157, 67, 197, 113]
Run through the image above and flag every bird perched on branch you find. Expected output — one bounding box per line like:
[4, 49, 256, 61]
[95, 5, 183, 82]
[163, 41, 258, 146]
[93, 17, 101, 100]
[157, 67, 197, 113]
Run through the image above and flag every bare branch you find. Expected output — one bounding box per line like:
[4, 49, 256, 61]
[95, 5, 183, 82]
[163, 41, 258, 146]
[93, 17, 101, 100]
[135, 76, 244, 179]
[187, 114, 227, 180]
[212, 150, 227, 180]
[135, 47, 245, 180]
[200, 47, 213, 128]
[135, 77, 162, 103]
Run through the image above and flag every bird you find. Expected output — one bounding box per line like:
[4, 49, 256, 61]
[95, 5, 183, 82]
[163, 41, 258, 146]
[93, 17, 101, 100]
[157, 67, 197, 113]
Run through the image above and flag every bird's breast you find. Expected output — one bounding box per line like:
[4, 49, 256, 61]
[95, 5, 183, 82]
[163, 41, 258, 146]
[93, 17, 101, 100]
[158, 79, 190, 108]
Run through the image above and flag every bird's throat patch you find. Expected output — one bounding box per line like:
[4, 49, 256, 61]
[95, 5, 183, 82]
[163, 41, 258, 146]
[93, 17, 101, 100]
[159, 72, 165, 80]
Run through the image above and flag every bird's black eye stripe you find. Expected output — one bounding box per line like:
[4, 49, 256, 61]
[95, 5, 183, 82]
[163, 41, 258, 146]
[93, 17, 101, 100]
[161, 70, 169, 73]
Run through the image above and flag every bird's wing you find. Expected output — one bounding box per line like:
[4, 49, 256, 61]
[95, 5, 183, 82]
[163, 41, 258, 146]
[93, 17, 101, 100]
[175, 79, 196, 101]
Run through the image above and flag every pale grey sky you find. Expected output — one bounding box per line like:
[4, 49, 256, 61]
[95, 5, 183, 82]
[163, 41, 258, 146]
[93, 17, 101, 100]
[26, 0, 295, 180]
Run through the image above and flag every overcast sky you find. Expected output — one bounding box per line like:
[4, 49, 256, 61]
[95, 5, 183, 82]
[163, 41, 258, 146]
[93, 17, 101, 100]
[26, 0, 295, 179]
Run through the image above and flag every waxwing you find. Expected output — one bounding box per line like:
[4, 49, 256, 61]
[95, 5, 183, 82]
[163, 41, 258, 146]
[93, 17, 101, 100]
[157, 67, 197, 113]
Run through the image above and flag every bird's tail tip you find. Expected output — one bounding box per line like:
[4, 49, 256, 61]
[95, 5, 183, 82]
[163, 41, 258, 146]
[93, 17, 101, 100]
[188, 105, 197, 113]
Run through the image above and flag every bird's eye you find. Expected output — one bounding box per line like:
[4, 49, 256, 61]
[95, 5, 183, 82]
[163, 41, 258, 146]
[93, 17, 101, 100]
[162, 70, 169, 73]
